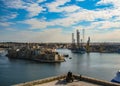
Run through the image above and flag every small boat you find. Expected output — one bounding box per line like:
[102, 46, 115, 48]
[0, 50, 6, 56]
[111, 70, 120, 83]
[63, 54, 69, 57]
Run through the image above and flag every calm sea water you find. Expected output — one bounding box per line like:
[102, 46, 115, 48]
[0, 49, 120, 86]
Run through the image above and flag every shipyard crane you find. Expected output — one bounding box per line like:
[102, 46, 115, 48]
[86, 37, 90, 52]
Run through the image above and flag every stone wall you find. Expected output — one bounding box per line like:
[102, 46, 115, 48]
[14, 74, 120, 86]
[14, 74, 66, 86]
[73, 74, 120, 86]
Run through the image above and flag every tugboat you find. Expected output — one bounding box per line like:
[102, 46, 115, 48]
[111, 70, 120, 83]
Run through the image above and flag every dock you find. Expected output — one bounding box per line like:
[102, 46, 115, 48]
[14, 74, 120, 86]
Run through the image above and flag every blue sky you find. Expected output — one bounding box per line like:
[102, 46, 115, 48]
[0, 0, 120, 43]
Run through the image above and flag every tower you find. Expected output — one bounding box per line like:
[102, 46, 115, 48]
[86, 37, 90, 52]
[82, 29, 85, 43]
[72, 33, 74, 44]
[72, 33, 75, 48]
[76, 30, 80, 47]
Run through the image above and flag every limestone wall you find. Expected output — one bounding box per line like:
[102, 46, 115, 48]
[14, 74, 120, 86]
[14, 74, 66, 86]
[73, 74, 120, 86]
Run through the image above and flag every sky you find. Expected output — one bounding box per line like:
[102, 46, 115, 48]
[0, 0, 120, 43]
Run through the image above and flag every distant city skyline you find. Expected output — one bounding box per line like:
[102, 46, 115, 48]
[0, 0, 120, 43]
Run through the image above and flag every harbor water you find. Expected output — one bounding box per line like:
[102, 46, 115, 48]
[0, 49, 120, 86]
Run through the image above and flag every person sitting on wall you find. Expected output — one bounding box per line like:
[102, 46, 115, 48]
[66, 71, 74, 82]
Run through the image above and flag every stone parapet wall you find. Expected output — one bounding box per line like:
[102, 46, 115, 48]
[14, 74, 120, 86]
[73, 74, 120, 86]
[14, 74, 66, 86]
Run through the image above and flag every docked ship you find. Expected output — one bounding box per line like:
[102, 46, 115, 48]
[71, 47, 86, 54]
[111, 70, 120, 83]
[0, 49, 7, 56]
[71, 30, 86, 54]
[6, 45, 65, 63]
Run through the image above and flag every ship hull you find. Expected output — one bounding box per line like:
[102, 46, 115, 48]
[71, 48, 86, 54]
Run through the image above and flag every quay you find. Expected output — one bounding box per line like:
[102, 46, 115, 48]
[14, 74, 120, 86]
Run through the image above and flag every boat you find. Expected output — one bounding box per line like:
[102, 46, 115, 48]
[63, 54, 69, 57]
[111, 70, 120, 83]
[0, 49, 7, 56]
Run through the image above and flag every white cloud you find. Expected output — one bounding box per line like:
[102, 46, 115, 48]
[0, 29, 71, 43]
[96, 0, 120, 21]
[96, 0, 120, 8]
[58, 5, 80, 13]
[23, 18, 47, 29]
[49, 5, 120, 28]
[0, 22, 14, 27]
[84, 21, 120, 30]
[3, 0, 120, 28]
[3, 0, 25, 9]
[99, 21, 120, 29]
[0, 22, 10, 27]
[3, 0, 45, 17]
[89, 29, 120, 42]
[46, 0, 70, 10]
[10, 13, 18, 19]
[46, 0, 80, 13]
[25, 3, 45, 17]
[1, 0, 120, 42]
[35, 29, 71, 42]
[37, 0, 46, 3]
[23, 5, 120, 29]
[74, 20, 120, 32]
[5, 28, 16, 31]
[76, 0, 85, 2]
[0, 13, 18, 21]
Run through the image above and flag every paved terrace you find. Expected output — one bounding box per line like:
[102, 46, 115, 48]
[14, 74, 120, 86]
[35, 79, 99, 86]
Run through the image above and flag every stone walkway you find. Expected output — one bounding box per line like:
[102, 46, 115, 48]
[35, 79, 100, 86]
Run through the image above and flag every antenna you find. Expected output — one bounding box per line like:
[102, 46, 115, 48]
[76, 30, 80, 47]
